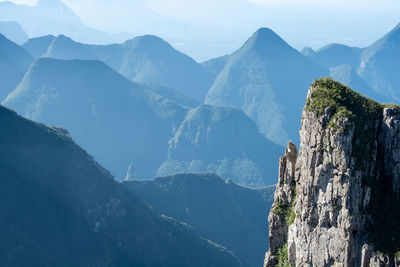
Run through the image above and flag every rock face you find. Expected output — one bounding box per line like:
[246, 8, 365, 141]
[264, 78, 400, 267]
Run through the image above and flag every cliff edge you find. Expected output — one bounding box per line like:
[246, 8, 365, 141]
[264, 78, 400, 266]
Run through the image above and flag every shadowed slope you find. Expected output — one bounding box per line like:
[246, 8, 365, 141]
[0, 105, 242, 267]
[123, 173, 275, 267]
[0, 33, 33, 101]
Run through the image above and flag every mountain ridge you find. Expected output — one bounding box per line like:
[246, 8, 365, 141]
[45, 34, 212, 101]
[4, 56, 280, 187]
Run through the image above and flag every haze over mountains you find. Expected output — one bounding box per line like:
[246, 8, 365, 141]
[2, 20, 400, 184]
[205, 28, 326, 145]
[303, 23, 400, 104]
[0, 0, 130, 44]
[3, 56, 281, 186]
[1, 1, 400, 266]
[44, 34, 212, 101]
[2, 0, 399, 61]
[358, 23, 400, 101]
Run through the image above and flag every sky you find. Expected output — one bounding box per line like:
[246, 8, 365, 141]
[1, 0, 400, 60]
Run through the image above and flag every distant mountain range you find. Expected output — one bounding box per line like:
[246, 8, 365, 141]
[3, 56, 282, 187]
[0, 20, 28, 45]
[2, 21, 400, 185]
[0, 0, 131, 44]
[303, 23, 400, 103]
[358, 23, 400, 101]
[0, 104, 242, 267]
[204, 25, 400, 146]
[123, 173, 275, 267]
[42, 34, 212, 102]
[302, 43, 362, 70]
[1, 9, 400, 267]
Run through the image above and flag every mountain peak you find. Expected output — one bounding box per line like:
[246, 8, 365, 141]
[241, 27, 291, 53]
[254, 27, 280, 38]
[249, 27, 287, 45]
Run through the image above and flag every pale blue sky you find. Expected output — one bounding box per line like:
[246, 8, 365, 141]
[1, 0, 400, 60]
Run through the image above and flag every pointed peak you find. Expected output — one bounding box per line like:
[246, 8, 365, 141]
[251, 27, 285, 42]
[243, 27, 290, 51]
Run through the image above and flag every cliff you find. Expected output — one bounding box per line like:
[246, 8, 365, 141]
[264, 78, 400, 266]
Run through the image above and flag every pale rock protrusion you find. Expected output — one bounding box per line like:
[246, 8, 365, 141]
[125, 164, 135, 180]
[264, 141, 297, 267]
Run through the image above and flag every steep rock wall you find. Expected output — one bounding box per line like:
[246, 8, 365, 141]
[264, 78, 400, 267]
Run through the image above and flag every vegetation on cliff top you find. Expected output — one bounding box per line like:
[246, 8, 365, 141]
[305, 77, 398, 170]
[305, 77, 384, 120]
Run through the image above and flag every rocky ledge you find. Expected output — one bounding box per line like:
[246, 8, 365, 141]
[264, 78, 400, 267]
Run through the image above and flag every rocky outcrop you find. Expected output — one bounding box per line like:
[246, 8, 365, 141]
[264, 78, 400, 267]
[264, 142, 297, 266]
